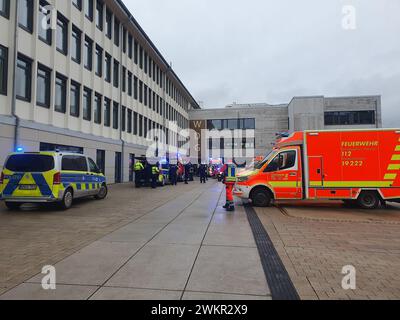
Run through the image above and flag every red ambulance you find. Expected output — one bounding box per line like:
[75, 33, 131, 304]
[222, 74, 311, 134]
[234, 129, 400, 209]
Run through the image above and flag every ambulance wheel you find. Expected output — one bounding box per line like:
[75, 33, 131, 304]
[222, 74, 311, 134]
[95, 184, 108, 200]
[357, 191, 380, 209]
[251, 188, 272, 207]
[59, 188, 73, 210]
[5, 202, 21, 210]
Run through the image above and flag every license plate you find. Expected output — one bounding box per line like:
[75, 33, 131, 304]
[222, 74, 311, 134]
[19, 185, 37, 190]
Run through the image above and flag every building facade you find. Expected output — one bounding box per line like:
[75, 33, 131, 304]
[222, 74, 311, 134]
[189, 95, 382, 159]
[0, 0, 199, 183]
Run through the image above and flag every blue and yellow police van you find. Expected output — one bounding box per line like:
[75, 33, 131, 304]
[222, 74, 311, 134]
[0, 151, 107, 210]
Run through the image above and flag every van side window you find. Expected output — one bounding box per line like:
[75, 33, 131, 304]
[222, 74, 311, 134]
[88, 157, 100, 173]
[62, 155, 88, 172]
[265, 150, 296, 172]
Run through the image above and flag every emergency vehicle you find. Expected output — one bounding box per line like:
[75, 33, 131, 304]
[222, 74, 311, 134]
[0, 151, 107, 210]
[234, 129, 400, 209]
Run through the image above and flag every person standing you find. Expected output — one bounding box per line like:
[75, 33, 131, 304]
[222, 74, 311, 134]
[220, 161, 237, 211]
[134, 160, 145, 188]
[151, 162, 160, 189]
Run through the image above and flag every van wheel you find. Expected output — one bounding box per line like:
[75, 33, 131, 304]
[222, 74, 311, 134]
[251, 188, 272, 207]
[60, 188, 73, 210]
[95, 184, 108, 200]
[5, 202, 21, 210]
[357, 191, 380, 209]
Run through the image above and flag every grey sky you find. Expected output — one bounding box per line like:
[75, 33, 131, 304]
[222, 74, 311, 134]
[125, 0, 400, 127]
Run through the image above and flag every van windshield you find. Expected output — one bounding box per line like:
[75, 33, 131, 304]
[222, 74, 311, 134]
[254, 151, 276, 170]
[5, 154, 55, 172]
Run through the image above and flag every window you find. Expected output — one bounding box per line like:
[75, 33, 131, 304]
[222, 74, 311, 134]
[127, 72, 132, 96]
[72, 0, 82, 11]
[105, 8, 112, 39]
[104, 97, 110, 127]
[114, 17, 120, 46]
[128, 34, 133, 59]
[71, 26, 81, 63]
[121, 106, 126, 132]
[70, 81, 80, 117]
[324, 111, 376, 125]
[0, 0, 10, 18]
[56, 14, 68, 55]
[38, 1, 51, 44]
[83, 87, 92, 121]
[62, 155, 88, 172]
[122, 67, 126, 92]
[127, 109, 132, 133]
[18, 0, 33, 32]
[113, 102, 119, 129]
[133, 112, 138, 135]
[94, 93, 101, 124]
[84, 36, 93, 70]
[133, 76, 138, 100]
[105, 52, 111, 82]
[85, 0, 93, 21]
[113, 59, 119, 88]
[0, 45, 8, 95]
[95, 0, 103, 30]
[95, 45, 102, 77]
[55, 73, 67, 113]
[36, 64, 51, 108]
[16, 54, 32, 101]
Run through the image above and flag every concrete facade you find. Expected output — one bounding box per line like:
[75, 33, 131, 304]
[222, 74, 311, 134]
[0, 0, 198, 182]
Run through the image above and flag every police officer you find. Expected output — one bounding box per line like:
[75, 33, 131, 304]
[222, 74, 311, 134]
[220, 160, 237, 211]
[134, 160, 145, 188]
[169, 163, 178, 186]
[151, 162, 160, 189]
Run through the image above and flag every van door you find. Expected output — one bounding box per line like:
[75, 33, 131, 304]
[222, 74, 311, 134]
[61, 155, 89, 198]
[264, 147, 302, 199]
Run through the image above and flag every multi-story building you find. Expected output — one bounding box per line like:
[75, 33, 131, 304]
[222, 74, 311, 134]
[0, 0, 199, 183]
[189, 95, 382, 159]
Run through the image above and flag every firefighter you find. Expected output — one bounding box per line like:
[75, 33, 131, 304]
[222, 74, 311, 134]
[220, 160, 237, 211]
[151, 162, 160, 189]
[134, 160, 145, 188]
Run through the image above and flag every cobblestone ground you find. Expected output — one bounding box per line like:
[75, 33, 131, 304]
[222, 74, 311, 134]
[0, 182, 209, 295]
[255, 201, 400, 300]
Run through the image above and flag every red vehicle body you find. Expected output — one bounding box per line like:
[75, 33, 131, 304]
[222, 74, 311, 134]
[234, 129, 400, 209]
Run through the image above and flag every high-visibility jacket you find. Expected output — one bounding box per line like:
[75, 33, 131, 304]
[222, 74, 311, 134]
[134, 162, 144, 171]
[152, 166, 160, 175]
[224, 164, 237, 183]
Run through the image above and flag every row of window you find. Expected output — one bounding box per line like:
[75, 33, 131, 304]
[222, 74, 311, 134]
[324, 111, 376, 126]
[207, 118, 256, 130]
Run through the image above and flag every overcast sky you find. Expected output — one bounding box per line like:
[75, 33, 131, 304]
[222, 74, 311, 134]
[125, 0, 400, 127]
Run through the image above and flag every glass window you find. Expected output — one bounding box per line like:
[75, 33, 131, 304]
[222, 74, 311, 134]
[104, 97, 110, 127]
[62, 155, 88, 172]
[0, 0, 10, 18]
[36, 64, 51, 108]
[0, 45, 8, 95]
[105, 53, 111, 82]
[70, 81, 80, 117]
[38, 1, 51, 44]
[18, 0, 33, 32]
[55, 73, 67, 113]
[16, 55, 32, 101]
[94, 93, 101, 124]
[95, 45, 102, 77]
[85, 0, 93, 21]
[84, 36, 93, 70]
[56, 14, 68, 55]
[95, 0, 103, 30]
[105, 8, 112, 39]
[113, 102, 119, 129]
[6, 154, 54, 172]
[83, 87, 92, 121]
[71, 26, 81, 63]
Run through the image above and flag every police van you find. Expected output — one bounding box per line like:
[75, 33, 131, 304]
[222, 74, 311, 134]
[0, 151, 107, 210]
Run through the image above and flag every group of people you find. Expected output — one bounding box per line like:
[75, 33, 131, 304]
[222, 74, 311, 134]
[133, 158, 237, 212]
